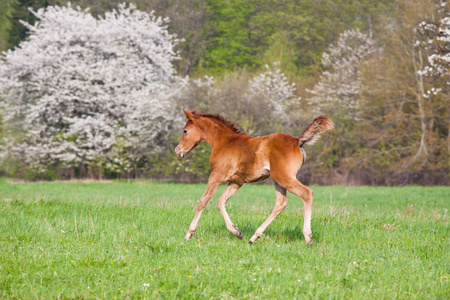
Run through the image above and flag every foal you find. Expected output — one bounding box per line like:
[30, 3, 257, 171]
[175, 110, 333, 245]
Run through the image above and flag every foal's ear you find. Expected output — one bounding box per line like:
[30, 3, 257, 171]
[183, 109, 198, 121]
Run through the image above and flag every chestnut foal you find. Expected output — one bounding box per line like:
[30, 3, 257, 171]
[175, 110, 333, 245]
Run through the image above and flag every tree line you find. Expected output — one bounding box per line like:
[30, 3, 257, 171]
[0, 0, 448, 185]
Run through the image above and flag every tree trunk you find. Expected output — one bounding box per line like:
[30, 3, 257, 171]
[412, 47, 429, 168]
[88, 164, 94, 179]
[70, 167, 75, 180]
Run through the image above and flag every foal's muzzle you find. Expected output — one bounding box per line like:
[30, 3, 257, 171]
[175, 146, 186, 158]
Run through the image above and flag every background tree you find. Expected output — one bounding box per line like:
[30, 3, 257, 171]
[0, 3, 183, 179]
[355, 0, 447, 184]
[417, 0, 449, 177]
[302, 29, 376, 184]
[243, 62, 299, 134]
[307, 29, 377, 119]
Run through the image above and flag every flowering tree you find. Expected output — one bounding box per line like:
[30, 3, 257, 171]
[245, 62, 298, 120]
[417, 1, 449, 90]
[414, 0, 449, 168]
[0, 3, 184, 176]
[307, 29, 377, 119]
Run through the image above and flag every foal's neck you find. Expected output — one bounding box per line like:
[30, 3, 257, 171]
[200, 119, 237, 149]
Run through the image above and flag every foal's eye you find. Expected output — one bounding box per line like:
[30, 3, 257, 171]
[183, 129, 188, 134]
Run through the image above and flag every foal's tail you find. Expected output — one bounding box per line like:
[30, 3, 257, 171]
[298, 115, 334, 147]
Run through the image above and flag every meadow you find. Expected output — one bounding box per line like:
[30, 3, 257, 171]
[0, 179, 448, 299]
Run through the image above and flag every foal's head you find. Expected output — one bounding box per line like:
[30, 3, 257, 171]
[175, 110, 205, 158]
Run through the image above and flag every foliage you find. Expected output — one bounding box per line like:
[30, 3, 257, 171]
[0, 0, 18, 51]
[300, 0, 449, 185]
[245, 0, 393, 76]
[0, 0, 448, 185]
[0, 3, 183, 175]
[2, 1, 395, 76]
[201, 0, 257, 74]
[3, 0, 57, 51]
[351, 0, 449, 181]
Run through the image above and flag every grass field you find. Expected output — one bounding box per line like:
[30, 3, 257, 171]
[0, 179, 448, 299]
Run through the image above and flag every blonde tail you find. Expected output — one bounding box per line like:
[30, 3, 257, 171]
[299, 115, 334, 147]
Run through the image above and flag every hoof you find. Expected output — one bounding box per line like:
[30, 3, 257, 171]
[307, 241, 314, 247]
[249, 234, 260, 244]
[249, 237, 257, 244]
[236, 231, 243, 239]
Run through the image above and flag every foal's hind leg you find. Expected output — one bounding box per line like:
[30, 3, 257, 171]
[274, 177, 314, 245]
[249, 182, 287, 244]
[185, 175, 220, 241]
[217, 183, 243, 239]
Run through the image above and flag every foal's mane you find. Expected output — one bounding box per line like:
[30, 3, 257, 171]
[191, 110, 246, 135]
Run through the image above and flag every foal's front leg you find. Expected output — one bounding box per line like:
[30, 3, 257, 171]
[185, 176, 220, 241]
[217, 183, 243, 239]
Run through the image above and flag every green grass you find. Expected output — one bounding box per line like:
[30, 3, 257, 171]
[0, 179, 448, 299]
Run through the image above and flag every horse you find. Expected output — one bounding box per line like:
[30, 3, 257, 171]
[175, 109, 333, 245]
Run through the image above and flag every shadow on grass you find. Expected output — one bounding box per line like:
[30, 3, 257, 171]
[203, 220, 327, 245]
[185, 208, 337, 245]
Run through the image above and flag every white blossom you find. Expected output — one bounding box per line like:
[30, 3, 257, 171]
[0, 3, 184, 172]
[245, 62, 299, 119]
[307, 29, 377, 119]
[192, 75, 214, 88]
[417, 1, 449, 90]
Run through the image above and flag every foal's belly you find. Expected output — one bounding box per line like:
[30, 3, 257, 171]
[227, 171, 270, 184]
[247, 169, 271, 183]
[227, 164, 270, 184]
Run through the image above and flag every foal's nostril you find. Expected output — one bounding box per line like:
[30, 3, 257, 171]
[175, 146, 185, 157]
